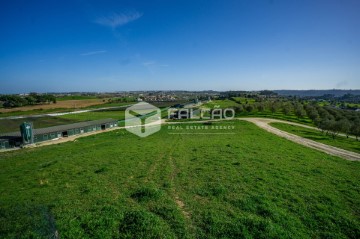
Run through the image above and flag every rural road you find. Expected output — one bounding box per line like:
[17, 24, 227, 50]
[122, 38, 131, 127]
[239, 118, 360, 161]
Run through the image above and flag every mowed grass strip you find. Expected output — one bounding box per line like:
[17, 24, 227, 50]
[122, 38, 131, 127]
[0, 121, 359, 238]
[270, 122, 360, 154]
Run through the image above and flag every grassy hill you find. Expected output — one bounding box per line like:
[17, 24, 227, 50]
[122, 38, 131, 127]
[0, 121, 359, 238]
[270, 122, 360, 154]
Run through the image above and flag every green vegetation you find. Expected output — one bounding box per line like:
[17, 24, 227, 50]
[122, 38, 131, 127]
[0, 111, 127, 134]
[1, 121, 359, 238]
[0, 102, 134, 118]
[201, 99, 314, 125]
[270, 122, 360, 154]
[203, 99, 240, 108]
[0, 106, 170, 133]
[59, 110, 126, 122]
[0, 93, 56, 108]
[202, 98, 360, 136]
[238, 111, 313, 125]
[56, 95, 100, 101]
[231, 97, 256, 104]
[0, 108, 71, 118]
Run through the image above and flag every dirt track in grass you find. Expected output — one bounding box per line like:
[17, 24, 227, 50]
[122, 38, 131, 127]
[239, 118, 360, 161]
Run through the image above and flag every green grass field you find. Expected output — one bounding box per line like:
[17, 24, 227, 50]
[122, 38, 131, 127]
[1, 120, 359, 238]
[238, 111, 314, 125]
[202, 99, 240, 108]
[231, 97, 256, 104]
[270, 122, 360, 154]
[59, 110, 126, 122]
[56, 96, 100, 101]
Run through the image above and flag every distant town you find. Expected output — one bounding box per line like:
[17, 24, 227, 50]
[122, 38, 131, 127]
[1, 89, 360, 111]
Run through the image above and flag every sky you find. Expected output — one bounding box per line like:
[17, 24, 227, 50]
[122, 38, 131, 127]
[0, 0, 359, 93]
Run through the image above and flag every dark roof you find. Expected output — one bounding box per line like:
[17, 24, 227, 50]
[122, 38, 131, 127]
[0, 132, 21, 138]
[0, 118, 117, 137]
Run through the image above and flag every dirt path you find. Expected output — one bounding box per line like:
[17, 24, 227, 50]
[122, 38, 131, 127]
[239, 118, 360, 161]
[256, 117, 355, 139]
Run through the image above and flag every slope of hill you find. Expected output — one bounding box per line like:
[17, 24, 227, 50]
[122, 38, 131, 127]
[0, 120, 359, 238]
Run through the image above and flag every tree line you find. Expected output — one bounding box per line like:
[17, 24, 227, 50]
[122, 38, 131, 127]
[0, 93, 56, 108]
[231, 99, 360, 140]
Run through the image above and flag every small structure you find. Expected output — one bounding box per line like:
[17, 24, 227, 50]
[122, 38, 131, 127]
[0, 118, 118, 149]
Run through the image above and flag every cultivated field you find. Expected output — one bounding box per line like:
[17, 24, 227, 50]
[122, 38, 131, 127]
[1, 120, 359, 238]
[0, 99, 108, 113]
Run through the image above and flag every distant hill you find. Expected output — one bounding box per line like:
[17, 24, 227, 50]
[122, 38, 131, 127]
[274, 89, 360, 97]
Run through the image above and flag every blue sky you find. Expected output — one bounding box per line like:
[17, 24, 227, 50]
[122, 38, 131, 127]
[0, 0, 359, 93]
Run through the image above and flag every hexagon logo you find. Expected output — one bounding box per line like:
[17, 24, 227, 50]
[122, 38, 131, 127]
[125, 102, 162, 137]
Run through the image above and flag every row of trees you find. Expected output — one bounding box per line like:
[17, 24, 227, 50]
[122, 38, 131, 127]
[305, 104, 360, 140]
[232, 99, 360, 140]
[233, 101, 306, 117]
[0, 93, 56, 108]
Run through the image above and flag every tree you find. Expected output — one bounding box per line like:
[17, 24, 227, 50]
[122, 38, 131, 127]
[304, 104, 319, 121]
[282, 103, 291, 115]
[25, 95, 37, 105]
[295, 104, 306, 118]
[337, 118, 351, 138]
[256, 103, 265, 112]
[351, 119, 360, 140]
[328, 120, 340, 139]
[245, 105, 254, 113]
[317, 119, 333, 134]
[234, 105, 243, 113]
[270, 102, 278, 114]
[307, 108, 319, 122]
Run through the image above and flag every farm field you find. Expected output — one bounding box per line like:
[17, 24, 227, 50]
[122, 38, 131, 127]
[56, 96, 101, 101]
[0, 120, 359, 238]
[0, 101, 184, 119]
[270, 122, 360, 154]
[0, 103, 174, 133]
[58, 110, 126, 122]
[202, 99, 241, 108]
[231, 97, 256, 104]
[0, 99, 109, 113]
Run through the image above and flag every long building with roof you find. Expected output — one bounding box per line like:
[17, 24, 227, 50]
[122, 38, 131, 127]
[0, 118, 118, 149]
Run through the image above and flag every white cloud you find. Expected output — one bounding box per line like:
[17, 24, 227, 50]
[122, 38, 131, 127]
[95, 11, 142, 28]
[142, 61, 156, 66]
[81, 50, 107, 56]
